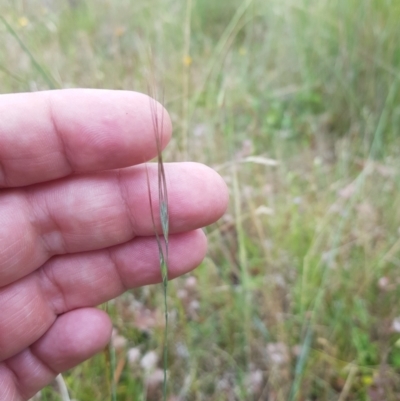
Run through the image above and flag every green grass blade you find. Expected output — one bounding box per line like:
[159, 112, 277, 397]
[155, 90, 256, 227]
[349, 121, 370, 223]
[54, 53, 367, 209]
[0, 16, 58, 89]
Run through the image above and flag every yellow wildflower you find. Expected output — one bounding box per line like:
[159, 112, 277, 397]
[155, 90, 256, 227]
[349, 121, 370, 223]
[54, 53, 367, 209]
[361, 375, 373, 386]
[18, 17, 29, 28]
[183, 55, 192, 67]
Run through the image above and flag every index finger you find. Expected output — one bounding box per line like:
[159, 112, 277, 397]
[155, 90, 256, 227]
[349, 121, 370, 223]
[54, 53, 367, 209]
[0, 89, 172, 187]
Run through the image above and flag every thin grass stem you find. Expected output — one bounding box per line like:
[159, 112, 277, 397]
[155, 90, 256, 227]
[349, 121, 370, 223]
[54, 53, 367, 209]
[109, 342, 117, 401]
[55, 374, 71, 401]
[146, 88, 169, 401]
[0, 16, 58, 89]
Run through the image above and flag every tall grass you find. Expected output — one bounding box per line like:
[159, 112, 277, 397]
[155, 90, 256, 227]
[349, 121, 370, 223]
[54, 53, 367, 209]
[3, 0, 400, 400]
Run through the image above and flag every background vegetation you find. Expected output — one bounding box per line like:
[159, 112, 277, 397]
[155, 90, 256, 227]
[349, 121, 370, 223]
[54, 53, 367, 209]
[1, 0, 400, 399]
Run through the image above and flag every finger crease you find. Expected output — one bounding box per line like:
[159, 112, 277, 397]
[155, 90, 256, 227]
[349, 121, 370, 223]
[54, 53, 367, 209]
[29, 347, 58, 377]
[116, 170, 137, 238]
[2, 360, 19, 398]
[44, 209, 69, 255]
[0, 158, 8, 187]
[107, 248, 128, 293]
[47, 95, 74, 175]
[25, 189, 68, 258]
[38, 264, 68, 315]
[4, 350, 57, 401]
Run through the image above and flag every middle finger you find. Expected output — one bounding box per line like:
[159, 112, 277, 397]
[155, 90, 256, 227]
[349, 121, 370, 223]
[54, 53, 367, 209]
[0, 162, 228, 286]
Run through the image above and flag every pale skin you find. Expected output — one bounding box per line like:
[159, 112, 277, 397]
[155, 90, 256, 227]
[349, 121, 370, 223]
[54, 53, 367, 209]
[0, 89, 229, 401]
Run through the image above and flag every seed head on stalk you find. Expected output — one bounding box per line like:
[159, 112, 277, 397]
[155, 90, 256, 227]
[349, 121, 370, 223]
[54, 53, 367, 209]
[146, 85, 169, 401]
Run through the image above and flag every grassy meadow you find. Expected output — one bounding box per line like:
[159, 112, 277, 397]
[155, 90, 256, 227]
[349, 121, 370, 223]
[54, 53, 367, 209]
[2, 0, 400, 399]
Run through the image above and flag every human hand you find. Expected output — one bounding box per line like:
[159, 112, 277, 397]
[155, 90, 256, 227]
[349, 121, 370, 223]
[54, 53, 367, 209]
[0, 89, 228, 400]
